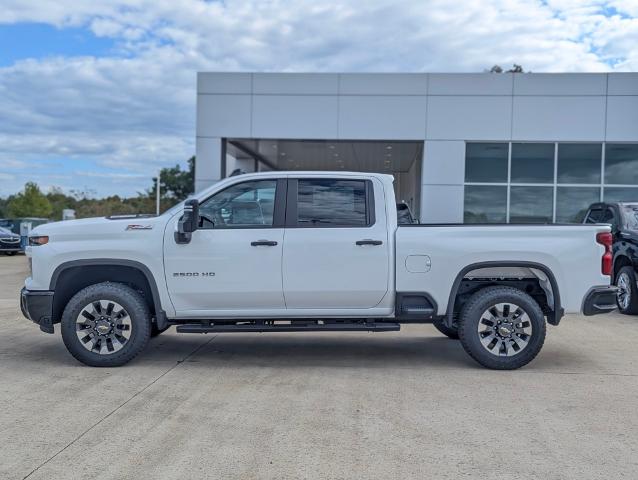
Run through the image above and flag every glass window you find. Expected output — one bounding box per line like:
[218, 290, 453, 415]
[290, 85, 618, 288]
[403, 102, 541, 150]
[464, 185, 507, 223]
[511, 143, 554, 184]
[199, 180, 277, 228]
[584, 208, 605, 224]
[556, 187, 600, 223]
[604, 187, 638, 203]
[465, 143, 508, 183]
[297, 179, 368, 227]
[605, 144, 638, 185]
[509, 186, 553, 223]
[557, 144, 601, 184]
[621, 205, 638, 230]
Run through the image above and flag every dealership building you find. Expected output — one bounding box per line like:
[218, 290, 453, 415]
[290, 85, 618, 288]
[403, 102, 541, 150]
[195, 72, 638, 223]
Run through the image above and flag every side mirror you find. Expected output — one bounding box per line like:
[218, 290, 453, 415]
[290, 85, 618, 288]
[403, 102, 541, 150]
[175, 199, 199, 244]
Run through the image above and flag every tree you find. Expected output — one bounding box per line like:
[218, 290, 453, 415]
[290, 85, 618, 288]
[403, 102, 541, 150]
[489, 64, 526, 73]
[8, 182, 53, 218]
[47, 187, 77, 221]
[148, 156, 195, 201]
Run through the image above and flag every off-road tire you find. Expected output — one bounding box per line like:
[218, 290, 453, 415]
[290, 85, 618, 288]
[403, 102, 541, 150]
[61, 282, 151, 367]
[458, 286, 546, 370]
[616, 266, 638, 315]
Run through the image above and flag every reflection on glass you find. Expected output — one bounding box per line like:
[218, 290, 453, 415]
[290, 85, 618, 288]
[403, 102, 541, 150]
[199, 180, 276, 228]
[511, 143, 554, 183]
[465, 143, 508, 183]
[556, 187, 600, 223]
[464, 186, 507, 223]
[510, 186, 553, 223]
[621, 205, 638, 230]
[557, 144, 601, 184]
[297, 179, 367, 226]
[604, 187, 638, 203]
[605, 144, 638, 185]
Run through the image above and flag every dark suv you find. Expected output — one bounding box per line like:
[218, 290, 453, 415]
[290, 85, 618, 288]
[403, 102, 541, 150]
[584, 202, 638, 314]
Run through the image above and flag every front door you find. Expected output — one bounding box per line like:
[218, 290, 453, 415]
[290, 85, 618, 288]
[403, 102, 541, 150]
[164, 178, 286, 315]
[282, 177, 390, 309]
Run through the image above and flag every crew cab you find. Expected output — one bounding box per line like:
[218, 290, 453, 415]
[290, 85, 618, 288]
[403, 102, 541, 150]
[21, 172, 617, 369]
[584, 202, 638, 314]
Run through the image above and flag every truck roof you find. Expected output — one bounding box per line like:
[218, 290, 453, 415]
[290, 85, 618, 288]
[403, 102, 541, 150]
[589, 201, 638, 208]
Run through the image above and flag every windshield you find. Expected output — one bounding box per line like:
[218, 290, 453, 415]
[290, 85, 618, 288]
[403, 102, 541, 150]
[622, 205, 638, 230]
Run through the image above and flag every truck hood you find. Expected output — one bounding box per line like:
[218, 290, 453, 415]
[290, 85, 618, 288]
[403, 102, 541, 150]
[31, 216, 166, 241]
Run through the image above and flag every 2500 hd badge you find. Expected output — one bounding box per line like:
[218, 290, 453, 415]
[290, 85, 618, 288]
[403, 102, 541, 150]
[173, 272, 215, 277]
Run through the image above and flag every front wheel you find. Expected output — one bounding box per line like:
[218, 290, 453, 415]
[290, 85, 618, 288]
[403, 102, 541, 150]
[61, 282, 151, 367]
[616, 267, 638, 315]
[458, 286, 546, 370]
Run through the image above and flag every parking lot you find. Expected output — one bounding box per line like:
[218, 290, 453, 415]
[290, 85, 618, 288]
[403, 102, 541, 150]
[1, 254, 637, 479]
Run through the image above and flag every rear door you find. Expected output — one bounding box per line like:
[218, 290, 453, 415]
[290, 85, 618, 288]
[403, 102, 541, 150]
[282, 177, 390, 309]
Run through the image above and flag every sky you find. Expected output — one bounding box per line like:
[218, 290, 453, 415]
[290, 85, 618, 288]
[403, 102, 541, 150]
[0, 0, 637, 198]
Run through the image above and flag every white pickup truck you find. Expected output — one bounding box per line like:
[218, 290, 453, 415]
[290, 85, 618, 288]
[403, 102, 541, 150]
[21, 172, 617, 369]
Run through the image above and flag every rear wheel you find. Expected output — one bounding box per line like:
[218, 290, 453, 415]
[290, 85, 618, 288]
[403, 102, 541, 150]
[61, 282, 151, 367]
[432, 319, 459, 339]
[458, 286, 546, 370]
[616, 267, 638, 315]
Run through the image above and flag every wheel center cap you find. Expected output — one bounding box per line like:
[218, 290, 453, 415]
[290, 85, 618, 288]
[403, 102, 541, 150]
[498, 324, 513, 337]
[96, 320, 111, 335]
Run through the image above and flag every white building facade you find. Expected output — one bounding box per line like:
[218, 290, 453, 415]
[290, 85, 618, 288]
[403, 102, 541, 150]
[196, 72, 638, 223]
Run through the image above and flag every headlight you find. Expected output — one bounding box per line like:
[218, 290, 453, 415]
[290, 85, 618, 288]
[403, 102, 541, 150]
[29, 236, 49, 246]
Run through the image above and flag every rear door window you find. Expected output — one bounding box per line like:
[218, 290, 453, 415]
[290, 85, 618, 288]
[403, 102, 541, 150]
[293, 179, 372, 227]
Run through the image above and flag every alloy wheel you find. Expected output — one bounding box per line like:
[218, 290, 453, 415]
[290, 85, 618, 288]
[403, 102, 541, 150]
[477, 302, 532, 357]
[75, 300, 132, 355]
[617, 272, 632, 311]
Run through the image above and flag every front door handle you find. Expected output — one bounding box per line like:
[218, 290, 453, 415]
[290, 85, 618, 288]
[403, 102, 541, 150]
[251, 240, 278, 247]
[356, 239, 383, 246]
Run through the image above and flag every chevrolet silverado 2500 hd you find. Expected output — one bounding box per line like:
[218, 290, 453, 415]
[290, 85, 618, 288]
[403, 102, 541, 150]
[21, 172, 617, 369]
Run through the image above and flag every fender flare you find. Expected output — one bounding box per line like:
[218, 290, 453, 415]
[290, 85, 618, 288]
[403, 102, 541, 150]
[50, 259, 168, 329]
[445, 261, 563, 327]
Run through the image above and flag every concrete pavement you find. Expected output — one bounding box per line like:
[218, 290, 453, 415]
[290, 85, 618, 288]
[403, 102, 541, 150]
[1, 254, 637, 479]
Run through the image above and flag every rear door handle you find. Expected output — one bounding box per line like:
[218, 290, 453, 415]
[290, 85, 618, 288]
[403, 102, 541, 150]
[356, 239, 383, 246]
[251, 240, 278, 247]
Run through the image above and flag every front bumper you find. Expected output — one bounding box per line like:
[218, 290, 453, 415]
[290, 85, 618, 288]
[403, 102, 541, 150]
[20, 287, 55, 333]
[0, 237, 23, 251]
[582, 286, 619, 316]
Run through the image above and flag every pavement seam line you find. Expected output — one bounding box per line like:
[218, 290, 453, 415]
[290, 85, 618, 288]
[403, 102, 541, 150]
[22, 334, 218, 480]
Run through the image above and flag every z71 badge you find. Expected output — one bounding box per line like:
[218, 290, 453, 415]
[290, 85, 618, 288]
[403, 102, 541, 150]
[173, 272, 215, 277]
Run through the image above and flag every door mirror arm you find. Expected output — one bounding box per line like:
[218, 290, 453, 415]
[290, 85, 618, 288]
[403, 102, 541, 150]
[175, 199, 199, 244]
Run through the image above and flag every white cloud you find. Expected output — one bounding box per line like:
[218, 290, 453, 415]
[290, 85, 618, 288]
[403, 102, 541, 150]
[0, 0, 636, 197]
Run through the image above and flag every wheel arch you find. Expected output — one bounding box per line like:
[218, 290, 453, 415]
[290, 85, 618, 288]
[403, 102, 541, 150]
[445, 261, 563, 327]
[613, 255, 633, 282]
[50, 259, 166, 328]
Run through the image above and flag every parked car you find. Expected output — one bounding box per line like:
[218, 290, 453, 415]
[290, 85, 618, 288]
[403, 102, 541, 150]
[21, 172, 616, 369]
[584, 202, 638, 314]
[0, 226, 22, 255]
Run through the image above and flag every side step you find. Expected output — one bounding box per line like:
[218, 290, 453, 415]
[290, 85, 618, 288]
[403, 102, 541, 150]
[175, 322, 400, 334]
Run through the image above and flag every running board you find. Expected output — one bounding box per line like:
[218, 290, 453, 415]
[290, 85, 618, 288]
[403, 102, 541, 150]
[401, 306, 435, 316]
[175, 322, 400, 334]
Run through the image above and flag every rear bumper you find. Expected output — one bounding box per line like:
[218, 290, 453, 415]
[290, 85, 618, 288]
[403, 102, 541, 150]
[20, 287, 55, 333]
[582, 286, 618, 316]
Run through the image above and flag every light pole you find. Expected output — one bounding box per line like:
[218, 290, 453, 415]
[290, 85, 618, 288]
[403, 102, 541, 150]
[156, 169, 161, 216]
